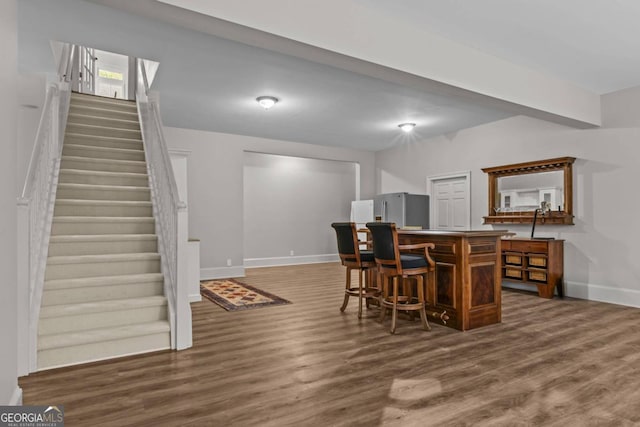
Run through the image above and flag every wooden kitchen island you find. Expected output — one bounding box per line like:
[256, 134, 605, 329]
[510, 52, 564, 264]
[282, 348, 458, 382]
[397, 229, 512, 331]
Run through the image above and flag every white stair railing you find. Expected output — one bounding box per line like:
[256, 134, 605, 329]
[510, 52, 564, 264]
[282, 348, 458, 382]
[17, 44, 74, 373]
[136, 59, 192, 350]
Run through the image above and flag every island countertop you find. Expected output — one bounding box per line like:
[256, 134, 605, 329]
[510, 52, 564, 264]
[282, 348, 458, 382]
[398, 229, 513, 238]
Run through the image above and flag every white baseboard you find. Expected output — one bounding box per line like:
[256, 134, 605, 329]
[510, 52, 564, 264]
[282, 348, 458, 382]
[10, 386, 22, 405]
[565, 280, 640, 308]
[244, 253, 339, 269]
[188, 293, 202, 303]
[503, 279, 640, 309]
[200, 266, 245, 280]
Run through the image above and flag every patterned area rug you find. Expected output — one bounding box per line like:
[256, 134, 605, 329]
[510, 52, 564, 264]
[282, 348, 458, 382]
[200, 279, 291, 311]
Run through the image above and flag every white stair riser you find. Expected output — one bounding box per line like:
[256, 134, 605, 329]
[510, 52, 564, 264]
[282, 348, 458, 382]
[48, 239, 157, 256]
[67, 114, 140, 131]
[53, 203, 152, 217]
[66, 122, 142, 139]
[39, 305, 167, 335]
[52, 220, 155, 235]
[37, 332, 170, 370]
[61, 157, 147, 174]
[70, 96, 137, 113]
[44, 258, 160, 280]
[59, 172, 148, 187]
[62, 146, 145, 162]
[65, 134, 142, 150]
[42, 281, 164, 306]
[56, 186, 150, 201]
[69, 105, 138, 121]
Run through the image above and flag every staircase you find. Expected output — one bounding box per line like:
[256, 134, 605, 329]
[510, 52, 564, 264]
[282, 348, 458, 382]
[37, 92, 171, 370]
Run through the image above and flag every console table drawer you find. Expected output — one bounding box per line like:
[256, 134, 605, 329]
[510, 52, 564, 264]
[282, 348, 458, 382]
[509, 240, 548, 253]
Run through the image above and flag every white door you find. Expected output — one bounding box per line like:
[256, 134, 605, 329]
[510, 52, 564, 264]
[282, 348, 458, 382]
[428, 173, 471, 230]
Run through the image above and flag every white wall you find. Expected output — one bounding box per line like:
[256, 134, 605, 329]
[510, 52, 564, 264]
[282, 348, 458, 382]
[0, 0, 21, 405]
[375, 85, 640, 307]
[163, 127, 375, 278]
[243, 152, 357, 266]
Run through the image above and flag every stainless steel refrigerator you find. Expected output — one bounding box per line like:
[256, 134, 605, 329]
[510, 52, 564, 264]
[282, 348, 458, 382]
[373, 193, 429, 229]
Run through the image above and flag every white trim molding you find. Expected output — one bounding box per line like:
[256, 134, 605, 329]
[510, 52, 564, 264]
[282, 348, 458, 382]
[200, 266, 246, 280]
[564, 281, 640, 308]
[244, 253, 339, 269]
[503, 279, 640, 308]
[10, 387, 23, 406]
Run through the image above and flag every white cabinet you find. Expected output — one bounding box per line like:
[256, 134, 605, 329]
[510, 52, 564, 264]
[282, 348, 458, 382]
[499, 187, 563, 212]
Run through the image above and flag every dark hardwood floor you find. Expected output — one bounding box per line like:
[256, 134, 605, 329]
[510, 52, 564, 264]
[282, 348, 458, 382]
[20, 262, 640, 426]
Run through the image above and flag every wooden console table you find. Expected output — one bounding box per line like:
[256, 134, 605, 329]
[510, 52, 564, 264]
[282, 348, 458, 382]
[501, 238, 564, 298]
[396, 230, 511, 331]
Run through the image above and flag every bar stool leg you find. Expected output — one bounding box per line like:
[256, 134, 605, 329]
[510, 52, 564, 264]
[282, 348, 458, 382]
[365, 269, 371, 309]
[391, 276, 399, 334]
[340, 267, 351, 312]
[358, 268, 364, 319]
[417, 274, 431, 331]
[379, 275, 388, 322]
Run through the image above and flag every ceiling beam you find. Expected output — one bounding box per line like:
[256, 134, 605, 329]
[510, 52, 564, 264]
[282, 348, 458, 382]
[92, 0, 601, 129]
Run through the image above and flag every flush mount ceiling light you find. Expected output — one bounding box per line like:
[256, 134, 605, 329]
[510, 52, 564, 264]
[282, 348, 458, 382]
[256, 95, 279, 110]
[398, 122, 416, 133]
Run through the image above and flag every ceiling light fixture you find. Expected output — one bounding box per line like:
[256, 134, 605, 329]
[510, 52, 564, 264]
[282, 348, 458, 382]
[398, 122, 416, 133]
[256, 95, 279, 110]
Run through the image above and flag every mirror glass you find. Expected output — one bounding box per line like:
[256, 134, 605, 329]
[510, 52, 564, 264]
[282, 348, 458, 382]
[496, 171, 564, 213]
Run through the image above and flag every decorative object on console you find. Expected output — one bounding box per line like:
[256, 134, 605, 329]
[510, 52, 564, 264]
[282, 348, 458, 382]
[482, 157, 576, 225]
[530, 201, 553, 238]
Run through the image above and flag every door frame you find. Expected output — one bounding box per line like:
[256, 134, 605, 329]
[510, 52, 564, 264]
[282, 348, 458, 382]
[427, 171, 472, 229]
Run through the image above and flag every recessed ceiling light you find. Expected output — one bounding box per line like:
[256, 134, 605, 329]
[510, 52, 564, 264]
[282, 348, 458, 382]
[256, 96, 279, 110]
[398, 122, 416, 133]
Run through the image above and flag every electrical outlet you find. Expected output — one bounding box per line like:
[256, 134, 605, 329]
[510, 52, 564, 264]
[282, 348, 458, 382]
[290, 250, 294, 256]
[226, 258, 232, 267]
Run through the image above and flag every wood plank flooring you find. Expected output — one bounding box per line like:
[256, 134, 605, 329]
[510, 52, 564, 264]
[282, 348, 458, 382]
[20, 262, 640, 426]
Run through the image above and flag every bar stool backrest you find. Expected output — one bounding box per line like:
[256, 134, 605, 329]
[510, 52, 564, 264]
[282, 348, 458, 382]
[331, 222, 361, 264]
[366, 222, 401, 271]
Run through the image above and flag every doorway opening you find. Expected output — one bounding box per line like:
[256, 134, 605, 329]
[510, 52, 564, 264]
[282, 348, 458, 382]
[94, 49, 129, 99]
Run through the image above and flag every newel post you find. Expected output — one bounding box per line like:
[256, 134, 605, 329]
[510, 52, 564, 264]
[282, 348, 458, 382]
[175, 202, 192, 350]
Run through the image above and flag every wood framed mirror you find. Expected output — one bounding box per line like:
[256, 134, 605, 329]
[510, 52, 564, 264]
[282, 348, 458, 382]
[482, 157, 576, 225]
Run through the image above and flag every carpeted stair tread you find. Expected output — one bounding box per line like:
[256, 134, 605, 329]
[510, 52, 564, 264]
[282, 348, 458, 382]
[57, 183, 149, 191]
[65, 122, 142, 138]
[71, 92, 137, 106]
[61, 155, 146, 167]
[64, 132, 142, 145]
[38, 320, 170, 350]
[40, 295, 167, 318]
[60, 169, 148, 179]
[49, 234, 157, 243]
[63, 143, 145, 156]
[67, 112, 140, 128]
[69, 104, 139, 120]
[53, 199, 153, 217]
[46, 252, 160, 265]
[44, 272, 164, 290]
[53, 216, 154, 223]
[55, 199, 152, 206]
